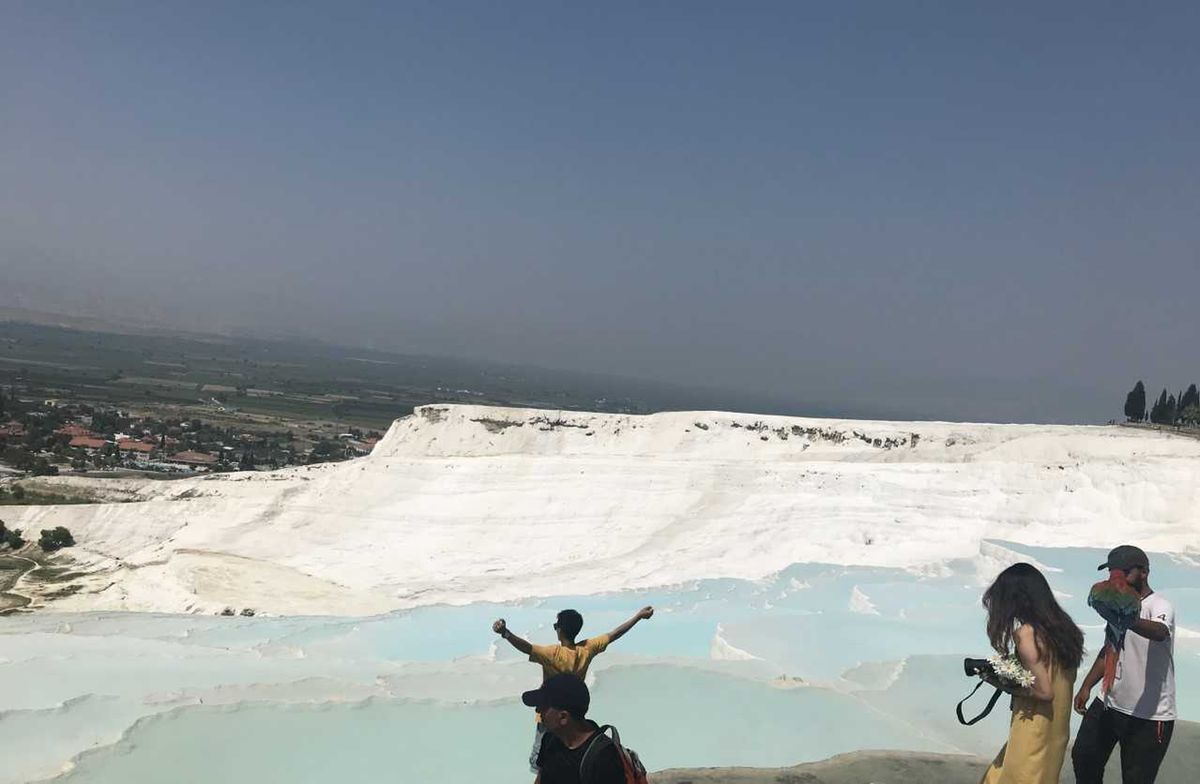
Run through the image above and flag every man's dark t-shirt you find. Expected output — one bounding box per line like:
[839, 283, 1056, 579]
[536, 726, 625, 784]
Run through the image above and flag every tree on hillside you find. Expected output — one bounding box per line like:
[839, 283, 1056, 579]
[1124, 381, 1147, 422]
[38, 526, 75, 552]
[1, 524, 25, 550]
[1150, 389, 1169, 424]
[1181, 384, 1199, 413]
[1166, 394, 1178, 425]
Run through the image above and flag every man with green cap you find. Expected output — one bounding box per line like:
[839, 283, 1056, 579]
[1072, 545, 1176, 783]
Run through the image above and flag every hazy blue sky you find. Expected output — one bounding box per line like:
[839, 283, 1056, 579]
[3, 2, 1198, 422]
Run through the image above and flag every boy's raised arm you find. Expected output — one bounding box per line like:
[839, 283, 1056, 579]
[607, 606, 654, 643]
[492, 618, 533, 655]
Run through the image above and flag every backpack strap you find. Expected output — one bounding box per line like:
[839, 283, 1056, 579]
[956, 679, 1004, 726]
[579, 725, 617, 784]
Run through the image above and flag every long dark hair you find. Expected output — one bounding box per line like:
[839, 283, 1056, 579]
[982, 562, 1084, 671]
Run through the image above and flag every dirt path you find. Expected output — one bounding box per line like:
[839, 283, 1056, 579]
[1120, 422, 1200, 442]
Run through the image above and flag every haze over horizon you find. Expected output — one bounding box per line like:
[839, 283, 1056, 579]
[3, 2, 1198, 424]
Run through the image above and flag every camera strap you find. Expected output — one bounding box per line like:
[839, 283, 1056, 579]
[956, 679, 1003, 725]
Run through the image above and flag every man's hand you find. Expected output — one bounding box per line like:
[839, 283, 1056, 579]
[608, 606, 655, 643]
[493, 620, 532, 654]
[1074, 686, 1092, 716]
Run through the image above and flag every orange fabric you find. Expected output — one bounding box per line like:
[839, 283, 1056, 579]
[529, 634, 611, 682]
[529, 634, 611, 723]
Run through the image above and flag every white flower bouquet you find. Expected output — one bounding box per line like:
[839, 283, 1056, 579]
[987, 654, 1035, 690]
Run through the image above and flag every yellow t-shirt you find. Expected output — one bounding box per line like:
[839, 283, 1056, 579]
[529, 634, 611, 683]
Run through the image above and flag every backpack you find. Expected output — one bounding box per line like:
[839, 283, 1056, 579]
[578, 724, 648, 784]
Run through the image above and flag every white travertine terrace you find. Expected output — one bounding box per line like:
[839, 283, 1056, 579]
[6, 405, 1199, 615]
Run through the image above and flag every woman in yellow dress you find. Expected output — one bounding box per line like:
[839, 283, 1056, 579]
[980, 563, 1085, 784]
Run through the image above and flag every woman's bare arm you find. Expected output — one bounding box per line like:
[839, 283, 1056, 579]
[1013, 624, 1055, 702]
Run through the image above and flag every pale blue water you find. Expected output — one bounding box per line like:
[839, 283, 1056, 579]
[2, 541, 1196, 784]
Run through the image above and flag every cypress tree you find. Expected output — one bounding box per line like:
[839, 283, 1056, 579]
[1124, 381, 1147, 422]
[1181, 384, 1199, 412]
[1166, 394, 1178, 425]
[1151, 389, 1169, 424]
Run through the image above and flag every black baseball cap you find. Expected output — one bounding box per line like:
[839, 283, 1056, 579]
[1098, 545, 1150, 571]
[521, 673, 590, 717]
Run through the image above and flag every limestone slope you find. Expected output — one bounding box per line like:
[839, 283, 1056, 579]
[6, 405, 1199, 615]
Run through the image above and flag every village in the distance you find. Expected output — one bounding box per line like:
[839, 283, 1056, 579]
[0, 391, 381, 479]
[0, 317, 667, 498]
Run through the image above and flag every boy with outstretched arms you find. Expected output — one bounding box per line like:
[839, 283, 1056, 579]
[493, 606, 654, 772]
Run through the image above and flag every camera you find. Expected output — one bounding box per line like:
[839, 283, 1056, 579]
[957, 658, 1004, 726]
[964, 657, 994, 678]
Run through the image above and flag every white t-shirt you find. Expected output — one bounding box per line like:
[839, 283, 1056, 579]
[1104, 592, 1176, 721]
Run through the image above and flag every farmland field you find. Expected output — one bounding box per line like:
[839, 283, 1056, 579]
[0, 320, 736, 436]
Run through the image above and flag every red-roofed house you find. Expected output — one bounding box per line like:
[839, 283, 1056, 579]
[56, 423, 95, 438]
[115, 439, 154, 458]
[344, 439, 378, 456]
[165, 450, 218, 468]
[69, 436, 108, 451]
